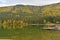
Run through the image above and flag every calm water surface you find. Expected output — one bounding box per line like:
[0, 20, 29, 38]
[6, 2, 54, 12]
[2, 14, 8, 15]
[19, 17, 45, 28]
[0, 25, 60, 40]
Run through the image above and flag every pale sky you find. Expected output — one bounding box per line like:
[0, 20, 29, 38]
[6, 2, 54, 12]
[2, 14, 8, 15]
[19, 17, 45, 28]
[0, 0, 60, 7]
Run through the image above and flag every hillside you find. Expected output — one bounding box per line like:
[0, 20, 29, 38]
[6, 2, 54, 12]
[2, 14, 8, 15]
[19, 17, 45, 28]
[41, 3, 60, 23]
[0, 5, 43, 24]
[0, 3, 60, 25]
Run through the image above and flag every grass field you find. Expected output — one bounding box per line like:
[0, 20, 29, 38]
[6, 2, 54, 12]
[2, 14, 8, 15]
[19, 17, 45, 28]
[0, 25, 60, 40]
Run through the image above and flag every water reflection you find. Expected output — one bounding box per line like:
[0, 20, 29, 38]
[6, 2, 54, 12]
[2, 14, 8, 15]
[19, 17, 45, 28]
[0, 25, 60, 40]
[0, 24, 45, 30]
[2, 25, 25, 30]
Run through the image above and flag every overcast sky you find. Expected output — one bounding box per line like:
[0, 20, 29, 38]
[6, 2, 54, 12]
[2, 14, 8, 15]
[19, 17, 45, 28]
[0, 0, 60, 7]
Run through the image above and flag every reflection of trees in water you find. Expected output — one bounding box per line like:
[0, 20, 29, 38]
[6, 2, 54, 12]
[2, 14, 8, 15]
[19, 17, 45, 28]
[0, 24, 28, 30]
[0, 20, 28, 30]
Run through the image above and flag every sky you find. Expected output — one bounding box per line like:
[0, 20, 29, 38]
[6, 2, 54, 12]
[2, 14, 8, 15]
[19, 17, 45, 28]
[0, 0, 60, 7]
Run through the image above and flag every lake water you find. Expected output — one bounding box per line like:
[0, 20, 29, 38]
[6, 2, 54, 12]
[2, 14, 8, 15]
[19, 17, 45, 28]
[0, 25, 60, 40]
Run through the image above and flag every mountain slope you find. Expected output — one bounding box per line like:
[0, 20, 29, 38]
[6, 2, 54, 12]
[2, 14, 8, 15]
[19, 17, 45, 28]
[0, 3, 60, 24]
[0, 5, 42, 24]
[42, 3, 60, 16]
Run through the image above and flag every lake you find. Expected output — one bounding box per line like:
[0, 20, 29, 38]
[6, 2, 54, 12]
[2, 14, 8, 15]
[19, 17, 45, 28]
[0, 25, 60, 40]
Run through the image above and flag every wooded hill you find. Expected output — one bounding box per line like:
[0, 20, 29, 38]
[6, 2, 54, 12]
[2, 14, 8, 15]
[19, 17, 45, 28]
[0, 3, 60, 24]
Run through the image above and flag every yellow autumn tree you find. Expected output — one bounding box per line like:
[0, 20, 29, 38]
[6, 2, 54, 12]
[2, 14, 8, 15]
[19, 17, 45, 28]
[3, 20, 7, 29]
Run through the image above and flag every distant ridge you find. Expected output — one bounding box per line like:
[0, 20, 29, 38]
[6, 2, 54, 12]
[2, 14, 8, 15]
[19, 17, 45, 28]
[0, 2, 60, 7]
[0, 3, 60, 24]
[42, 2, 60, 7]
